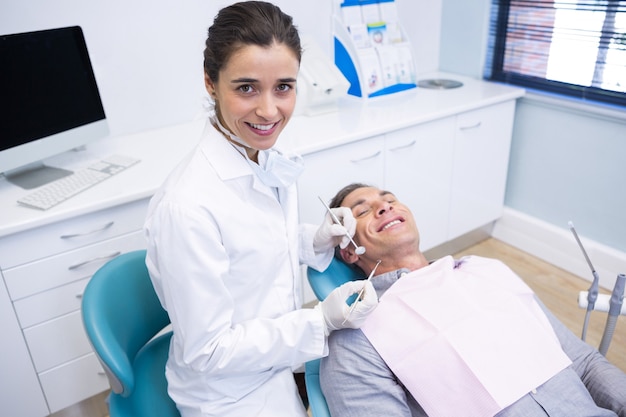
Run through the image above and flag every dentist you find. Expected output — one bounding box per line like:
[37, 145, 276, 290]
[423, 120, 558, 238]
[143, 2, 377, 417]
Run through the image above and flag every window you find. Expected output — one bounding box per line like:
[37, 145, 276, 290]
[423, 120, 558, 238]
[485, 0, 626, 107]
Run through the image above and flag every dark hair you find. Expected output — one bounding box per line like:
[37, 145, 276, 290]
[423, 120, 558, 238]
[203, 1, 302, 83]
[329, 183, 371, 209]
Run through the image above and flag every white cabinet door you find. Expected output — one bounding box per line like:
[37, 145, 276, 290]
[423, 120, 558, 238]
[0, 271, 49, 417]
[24, 310, 93, 373]
[448, 101, 515, 239]
[39, 353, 110, 413]
[385, 118, 456, 251]
[298, 135, 385, 225]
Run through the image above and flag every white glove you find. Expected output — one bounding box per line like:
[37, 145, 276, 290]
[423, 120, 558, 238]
[313, 207, 357, 254]
[318, 280, 378, 333]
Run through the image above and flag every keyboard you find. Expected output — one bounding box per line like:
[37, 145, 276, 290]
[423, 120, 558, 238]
[17, 155, 141, 210]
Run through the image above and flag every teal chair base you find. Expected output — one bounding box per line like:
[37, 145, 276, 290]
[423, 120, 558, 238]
[305, 359, 330, 417]
[305, 258, 365, 417]
[109, 332, 178, 417]
[82, 250, 180, 417]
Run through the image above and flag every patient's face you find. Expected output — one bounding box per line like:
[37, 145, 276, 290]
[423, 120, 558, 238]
[341, 187, 420, 258]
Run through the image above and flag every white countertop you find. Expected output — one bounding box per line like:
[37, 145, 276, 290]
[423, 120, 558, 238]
[0, 73, 524, 238]
[280, 72, 525, 154]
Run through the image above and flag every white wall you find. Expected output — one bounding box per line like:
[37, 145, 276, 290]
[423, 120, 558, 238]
[1, 0, 441, 138]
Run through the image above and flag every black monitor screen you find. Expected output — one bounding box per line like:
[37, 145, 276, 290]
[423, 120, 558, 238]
[0, 26, 106, 150]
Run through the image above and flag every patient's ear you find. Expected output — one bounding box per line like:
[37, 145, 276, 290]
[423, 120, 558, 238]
[339, 247, 359, 264]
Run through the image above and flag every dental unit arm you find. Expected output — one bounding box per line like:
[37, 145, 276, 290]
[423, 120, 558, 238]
[568, 221, 600, 341]
[569, 221, 624, 356]
[598, 274, 625, 356]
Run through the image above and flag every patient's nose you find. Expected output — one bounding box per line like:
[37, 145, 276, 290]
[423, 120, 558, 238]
[377, 202, 394, 216]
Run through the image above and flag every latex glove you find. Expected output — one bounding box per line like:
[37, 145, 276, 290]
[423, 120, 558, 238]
[313, 207, 357, 254]
[318, 280, 378, 333]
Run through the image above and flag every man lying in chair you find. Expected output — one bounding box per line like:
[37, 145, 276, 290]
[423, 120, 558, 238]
[319, 183, 626, 417]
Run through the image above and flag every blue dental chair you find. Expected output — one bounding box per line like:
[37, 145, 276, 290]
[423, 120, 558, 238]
[81, 250, 180, 417]
[305, 258, 365, 417]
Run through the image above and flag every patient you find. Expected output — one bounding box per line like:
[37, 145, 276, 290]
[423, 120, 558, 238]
[319, 183, 626, 417]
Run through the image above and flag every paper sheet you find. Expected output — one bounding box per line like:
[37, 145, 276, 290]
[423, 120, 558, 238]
[361, 256, 572, 417]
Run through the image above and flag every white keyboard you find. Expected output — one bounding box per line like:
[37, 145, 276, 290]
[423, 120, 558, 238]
[18, 155, 141, 210]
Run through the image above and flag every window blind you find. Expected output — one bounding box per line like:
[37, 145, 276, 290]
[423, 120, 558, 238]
[485, 0, 626, 107]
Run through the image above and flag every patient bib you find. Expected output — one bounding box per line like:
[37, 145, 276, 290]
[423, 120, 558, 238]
[361, 256, 571, 417]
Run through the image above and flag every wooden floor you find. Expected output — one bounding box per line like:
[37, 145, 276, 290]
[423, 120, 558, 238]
[58, 237, 625, 417]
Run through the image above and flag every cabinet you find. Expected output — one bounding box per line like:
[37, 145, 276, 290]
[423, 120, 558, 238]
[449, 100, 515, 239]
[298, 101, 515, 284]
[0, 198, 149, 415]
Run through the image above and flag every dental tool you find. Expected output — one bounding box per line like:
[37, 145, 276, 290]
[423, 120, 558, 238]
[568, 221, 600, 341]
[598, 273, 625, 356]
[343, 259, 381, 325]
[318, 196, 366, 255]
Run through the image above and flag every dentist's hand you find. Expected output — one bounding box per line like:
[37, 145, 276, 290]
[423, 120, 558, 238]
[313, 207, 357, 254]
[317, 280, 378, 334]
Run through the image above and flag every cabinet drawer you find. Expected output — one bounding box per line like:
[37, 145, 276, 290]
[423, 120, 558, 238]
[39, 353, 110, 414]
[24, 310, 92, 372]
[4, 230, 145, 300]
[14, 277, 89, 328]
[0, 198, 149, 269]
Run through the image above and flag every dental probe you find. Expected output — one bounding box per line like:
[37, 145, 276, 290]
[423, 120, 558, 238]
[343, 259, 381, 325]
[318, 196, 366, 255]
[568, 221, 600, 341]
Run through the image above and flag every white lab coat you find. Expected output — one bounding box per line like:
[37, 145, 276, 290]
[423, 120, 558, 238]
[144, 120, 330, 417]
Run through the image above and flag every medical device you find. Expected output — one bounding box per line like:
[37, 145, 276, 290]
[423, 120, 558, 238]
[578, 291, 626, 315]
[569, 221, 625, 356]
[568, 221, 600, 341]
[598, 274, 625, 356]
[579, 275, 626, 356]
[343, 259, 381, 325]
[294, 36, 350, 116]
[318, 196, 366, 255]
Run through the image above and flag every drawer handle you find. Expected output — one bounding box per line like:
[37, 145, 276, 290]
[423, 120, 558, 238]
[60, 221, 115, 239]
[388, 140, 417, 152]
[68, 251, 121, 271]
[351, 150, 381, 163]
[459, 121, 482, 130]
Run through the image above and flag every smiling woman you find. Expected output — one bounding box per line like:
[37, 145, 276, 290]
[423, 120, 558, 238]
[142, 3, 378, 417]
[203, 42, 299, 161]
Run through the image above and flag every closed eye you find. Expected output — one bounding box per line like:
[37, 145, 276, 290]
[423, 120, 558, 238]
[354, 206, 371, 218]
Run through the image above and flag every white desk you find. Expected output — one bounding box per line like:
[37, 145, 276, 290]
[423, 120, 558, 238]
[0, 73, 524, 417]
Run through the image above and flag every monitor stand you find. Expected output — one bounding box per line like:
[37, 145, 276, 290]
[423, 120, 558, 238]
[5, 163, 73, 190]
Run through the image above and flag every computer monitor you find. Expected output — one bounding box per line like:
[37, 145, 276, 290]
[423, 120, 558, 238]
[0, 26, 109, 189]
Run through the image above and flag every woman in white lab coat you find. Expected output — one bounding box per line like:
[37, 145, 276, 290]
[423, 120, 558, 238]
[143, 2, 377, 417]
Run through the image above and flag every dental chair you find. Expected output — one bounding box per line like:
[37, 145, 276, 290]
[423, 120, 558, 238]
[82, 250, 180, 417]
[305, 258, 365, 417]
